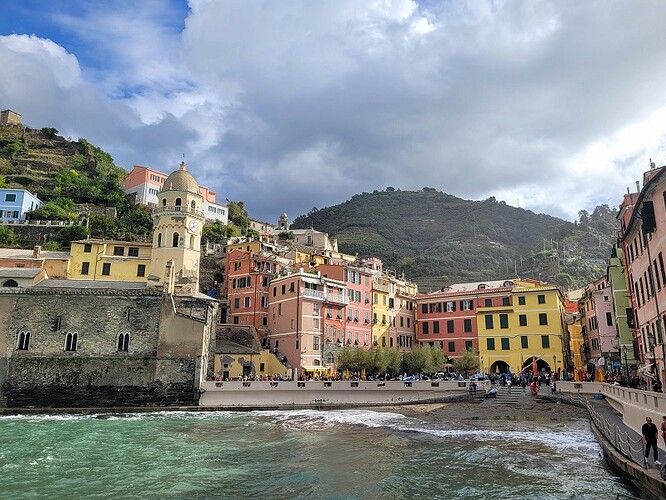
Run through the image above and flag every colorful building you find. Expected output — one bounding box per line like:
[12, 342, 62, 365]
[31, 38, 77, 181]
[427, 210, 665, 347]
[579, 277, 618, 378]
[0, 188, 42, 223]
[607, 244, 636, 375]
[68, 239, 152, 282]
[617, 163, 666, 383]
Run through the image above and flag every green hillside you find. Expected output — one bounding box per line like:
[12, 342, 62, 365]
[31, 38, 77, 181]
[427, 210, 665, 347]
[292, 188, 617, 291]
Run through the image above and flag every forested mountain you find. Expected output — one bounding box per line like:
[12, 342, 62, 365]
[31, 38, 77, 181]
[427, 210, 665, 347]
[292, 188, 618, 292]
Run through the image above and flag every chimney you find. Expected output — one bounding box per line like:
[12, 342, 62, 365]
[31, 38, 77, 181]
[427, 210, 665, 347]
[636, 181, 640, 193]
[33, 245, 41, 258]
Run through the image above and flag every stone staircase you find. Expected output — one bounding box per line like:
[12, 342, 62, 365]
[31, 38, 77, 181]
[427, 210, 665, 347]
[481, 384, 529, 406]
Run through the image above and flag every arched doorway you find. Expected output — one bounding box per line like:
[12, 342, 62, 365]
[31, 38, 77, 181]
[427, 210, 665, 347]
[490, 360, 511, 374]
[522, 356, 551, 374]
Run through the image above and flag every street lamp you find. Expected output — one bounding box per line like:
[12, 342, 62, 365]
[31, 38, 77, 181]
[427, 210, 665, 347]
[622, 345, 629, 377]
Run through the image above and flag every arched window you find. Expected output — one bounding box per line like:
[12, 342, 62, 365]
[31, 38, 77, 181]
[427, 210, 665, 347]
[190, 235, 195, 249]
[326, 353, 335, 364]
[313, 359, 320, 366]
[64, 331, 78, 352]
[117, 330, 130, 352]
[162, 198, 167, 207]
[17, 328, 30, 350]
[172, 232, 179, 247]
[3, 279, 18, 287]
[157, 232, 162, 247]
[191, 200, 196, 209]
[175, 198, 182, 211]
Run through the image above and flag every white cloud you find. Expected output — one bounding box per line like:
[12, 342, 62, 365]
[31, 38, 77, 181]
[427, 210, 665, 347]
[3, 1, 666, 224]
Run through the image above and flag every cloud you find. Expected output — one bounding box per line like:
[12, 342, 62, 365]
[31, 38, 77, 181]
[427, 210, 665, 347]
[3, 1, 666, 224]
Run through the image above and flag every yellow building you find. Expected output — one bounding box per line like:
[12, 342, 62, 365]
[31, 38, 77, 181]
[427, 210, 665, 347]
[372, 275, 391, 347]
[68, 240, 152, 281]
[477, 279, 567, 375]
[213, 342, 290, 379]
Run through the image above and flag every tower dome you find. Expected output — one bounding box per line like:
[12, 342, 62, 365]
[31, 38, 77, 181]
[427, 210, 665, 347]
[161, 161, 200, 194]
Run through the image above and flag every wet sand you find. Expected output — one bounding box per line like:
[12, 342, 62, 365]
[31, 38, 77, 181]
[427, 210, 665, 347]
[376, 396, 589, 423]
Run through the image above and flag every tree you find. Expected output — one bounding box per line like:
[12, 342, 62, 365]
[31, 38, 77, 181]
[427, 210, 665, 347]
[0, 226, 17, 245]
[404, 344, 432, 374]
[54, 225, 89, 247]
[27, 201, 77, 221]
[89, 214, 119, 239]
[118, 207, 153, 238]
[202, 221, 227, 244]
[453, 349, 479, 378]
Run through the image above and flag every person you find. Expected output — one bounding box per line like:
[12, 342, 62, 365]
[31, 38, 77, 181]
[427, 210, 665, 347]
[642, 416, 661, 465]
[661, 416, 666, 449]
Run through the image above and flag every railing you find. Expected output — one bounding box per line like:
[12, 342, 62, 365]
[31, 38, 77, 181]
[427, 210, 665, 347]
[325, 293, 349, 305]
[302, 288, 325, 300]
[152, 205, 204, 218]
[559, 392, 646, 468]
[373, 283, 389, 292]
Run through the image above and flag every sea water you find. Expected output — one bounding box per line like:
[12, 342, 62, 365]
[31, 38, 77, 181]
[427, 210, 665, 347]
[0, 409, 635, 499]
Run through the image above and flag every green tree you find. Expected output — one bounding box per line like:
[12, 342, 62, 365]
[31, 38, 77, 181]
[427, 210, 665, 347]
[54, 225, 89, 247]
[453, 349, 479, 378]
[0, 225, 17, 245]
[404, 344, 432, 374]
[89, 214, 119, 239]
[118, 207, 153, 238]
[202, 221, 227, 244]
[227, 201, 250, 233]
[27, 201, 77, 221]
[41, 127, 59, 139]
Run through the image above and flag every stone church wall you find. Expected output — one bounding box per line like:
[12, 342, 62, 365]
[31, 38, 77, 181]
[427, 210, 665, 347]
[0, 289, 208, 408]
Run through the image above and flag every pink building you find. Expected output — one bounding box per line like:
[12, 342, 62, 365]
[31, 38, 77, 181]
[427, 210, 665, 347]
[268, 269, 347, 377]
[579, 277, 618, 374]
[617, 164, 666, 383]
[124, 165, 228, 224]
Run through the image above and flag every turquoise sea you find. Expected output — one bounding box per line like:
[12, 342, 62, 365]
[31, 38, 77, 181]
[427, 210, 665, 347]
[0, 409, 635, 499]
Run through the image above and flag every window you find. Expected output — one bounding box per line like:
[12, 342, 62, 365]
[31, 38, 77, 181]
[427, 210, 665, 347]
[487, 338, 495, 350]
[541, 335, 550, 348]
[447, 320, 454, 333]
[501, 337, 510, 350]
[234, 298, 240, 308]
[537, 294, 546, 304]
[5, 193, 16, 202]
[17, 329, 30, 350]
[502, 297, 510, 306]
[233, 316, 239, 324]
[464, 318, 472, 332]
[445, 301, 456, 312]
[518, 296, 526, 305]
[244, 297, 251, 307]
[519, 314, 527, 326]
[433, 321, 440, 334]
[485, 315, 494, 329]
[313, 337, 320, 350]
[12, 210, 18, 218]
[606, 312, 613, 327]
[117, 331, 130, 352]
[282, 284, 286, 294]
[461, 300, 473, 311]
[128, 247, 139, 257]
[172, 233, 179, 247]
[81, 262, 90, 275]
[422, 322, 429, 335]
[485, 298, 492, 307]
[421, 304, 428, 314]
[521, 335, 528, 348]
[157, 233, 162, 247]
[448, 341, 456, 353]
[101, 263, 111, 276]
[137, 264, 146, 277]
[465, 340, 473, 351]
[113, 246, 124, 256]
[84, 244, 92, 253]
[499, 314, 509, 329]
[539, 313, 548, 326]
[64, 331, 78, 352]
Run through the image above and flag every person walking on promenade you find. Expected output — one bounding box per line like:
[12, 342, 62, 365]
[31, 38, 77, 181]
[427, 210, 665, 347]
[642, 416, 661, 466]
[661, 416, 666, 449]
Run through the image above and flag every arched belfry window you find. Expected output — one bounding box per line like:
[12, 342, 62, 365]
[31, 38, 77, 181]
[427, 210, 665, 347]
[191, 200, 196, 209]
[117, 330, 130, 352]
[175, 198, 182, 211]
[172, 232, 179, 247]
[65, 331, 78, 352]
[17, 328, 30, 350]
[157, 232, 162, 247]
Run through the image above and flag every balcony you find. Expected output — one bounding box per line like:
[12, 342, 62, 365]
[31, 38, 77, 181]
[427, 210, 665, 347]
[374, 283, 390, 292]
[302, 288, 325, 300]
[325, 293, 349, 305]
[153, 205, 204, 218]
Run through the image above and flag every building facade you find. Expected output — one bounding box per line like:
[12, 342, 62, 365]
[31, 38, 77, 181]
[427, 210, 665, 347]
[0, 188, 42, 223]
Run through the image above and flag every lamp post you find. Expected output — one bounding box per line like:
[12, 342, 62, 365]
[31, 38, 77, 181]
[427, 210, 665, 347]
[622, 345, 629, 377]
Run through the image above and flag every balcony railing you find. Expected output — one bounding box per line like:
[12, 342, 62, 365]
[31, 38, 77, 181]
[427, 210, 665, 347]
[373, 283, 390, 292]
[153, 205, 204, 218]
[325, 293, 349, 305]
[302, 288, 325, 300]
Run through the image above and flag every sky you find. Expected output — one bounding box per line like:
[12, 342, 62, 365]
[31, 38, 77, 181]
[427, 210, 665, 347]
[2, 1, 666, 224]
